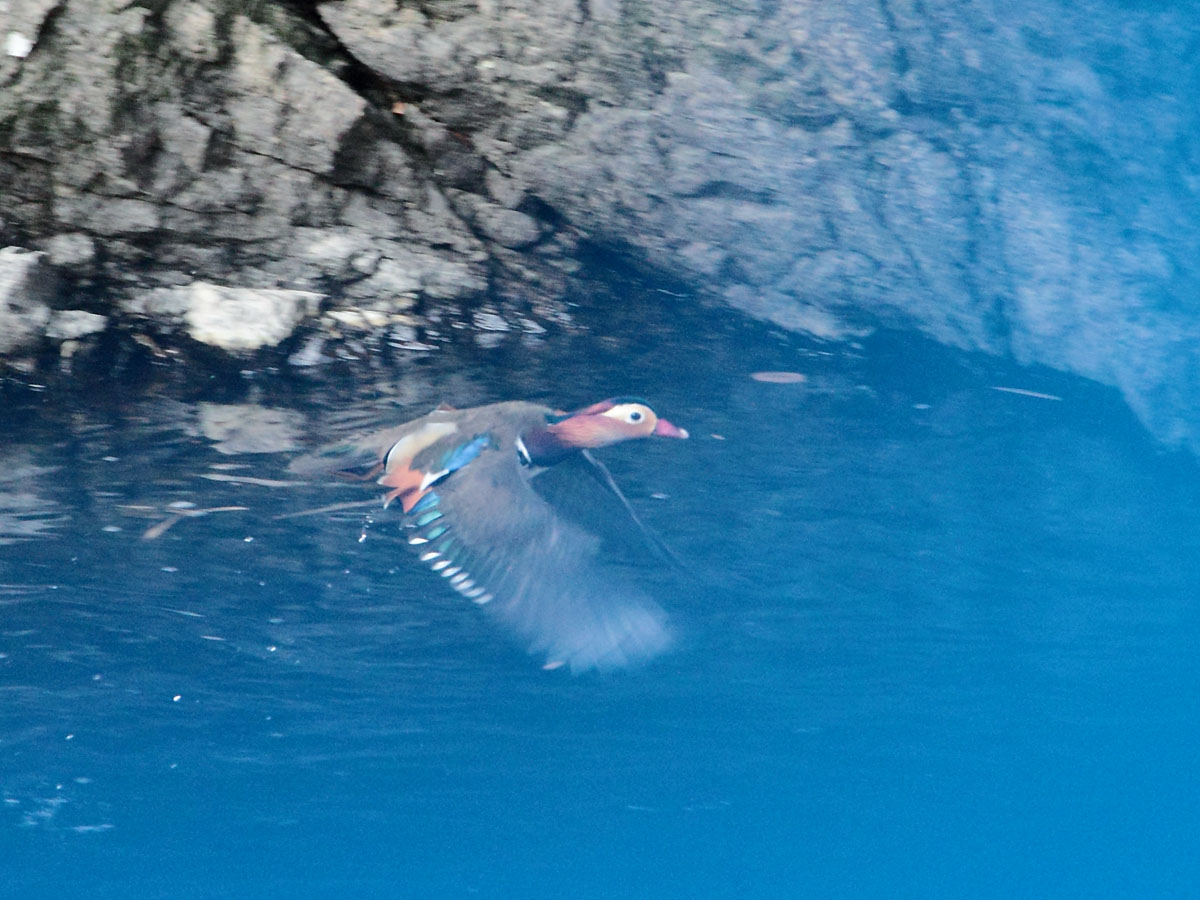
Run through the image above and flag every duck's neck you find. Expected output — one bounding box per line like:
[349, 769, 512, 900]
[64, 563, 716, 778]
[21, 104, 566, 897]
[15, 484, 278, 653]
[517, 425, 577, 467]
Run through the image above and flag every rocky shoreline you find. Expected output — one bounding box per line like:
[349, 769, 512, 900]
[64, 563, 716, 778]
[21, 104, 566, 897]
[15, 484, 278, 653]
[2, 0, 1197, 452]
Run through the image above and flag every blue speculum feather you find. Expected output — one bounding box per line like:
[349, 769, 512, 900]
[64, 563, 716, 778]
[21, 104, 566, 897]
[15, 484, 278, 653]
[409, 493, 439, 514]
[402, 437, 495, 591]
[437, 434, 492, 474]
[402, 486, 477, 598]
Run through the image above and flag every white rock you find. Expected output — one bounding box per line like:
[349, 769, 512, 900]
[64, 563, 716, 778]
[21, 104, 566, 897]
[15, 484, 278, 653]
[325, 308, 393, 330]
[46, 310, 107, 341]
[5, 32, 33, 58]
[181, 283, 323, 351]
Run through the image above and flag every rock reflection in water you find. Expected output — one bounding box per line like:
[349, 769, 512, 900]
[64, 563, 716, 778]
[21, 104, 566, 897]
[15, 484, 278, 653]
[0, 456, 66, 545]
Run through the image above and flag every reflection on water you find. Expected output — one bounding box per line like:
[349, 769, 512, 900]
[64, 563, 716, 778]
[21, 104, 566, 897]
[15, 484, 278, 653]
[2, 301, 1199, 898]
[194, 403, 304, 456]
[0, 457, 66, 545]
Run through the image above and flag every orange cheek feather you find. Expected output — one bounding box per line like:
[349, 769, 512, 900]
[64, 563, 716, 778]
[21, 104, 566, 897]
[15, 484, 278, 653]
[547, 417, 599, 447]
[553, 415, 653, 447]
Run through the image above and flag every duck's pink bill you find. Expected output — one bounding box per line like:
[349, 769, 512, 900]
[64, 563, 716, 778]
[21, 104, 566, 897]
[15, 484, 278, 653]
[653, 418, 689, 439]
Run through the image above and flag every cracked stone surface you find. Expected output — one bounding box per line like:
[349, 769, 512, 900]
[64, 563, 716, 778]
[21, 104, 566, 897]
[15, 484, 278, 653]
[1, 0, 1198, 451]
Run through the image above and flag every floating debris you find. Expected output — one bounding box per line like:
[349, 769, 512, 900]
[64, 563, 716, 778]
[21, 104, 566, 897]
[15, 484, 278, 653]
[155, 607, 205, 618]
[200, 472, 308, 488]
[140, 515, 181, 541]
[273, 499, 382, 520]
[750, 371, 807, 384]
[140, 506, 249, 541]
[990, 386, 1063, 401]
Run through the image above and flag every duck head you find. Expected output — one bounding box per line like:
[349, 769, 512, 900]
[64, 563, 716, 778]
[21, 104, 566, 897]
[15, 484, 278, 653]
[519, 398, 688, 465]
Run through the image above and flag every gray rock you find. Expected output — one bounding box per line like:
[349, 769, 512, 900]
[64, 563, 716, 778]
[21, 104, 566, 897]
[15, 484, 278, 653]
[224, 14, 367, 175]
[0, 247, 54, 355]
[450, 190, 543, 249]
[162, 1, 221, 64]
[41, 233, 97, 268]
[296, 228, 381, 279]
[474, 206, 541, 249]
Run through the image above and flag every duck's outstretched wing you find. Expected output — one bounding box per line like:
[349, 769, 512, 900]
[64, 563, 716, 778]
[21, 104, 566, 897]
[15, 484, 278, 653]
[403, 445, 671, 672]
[529, 450, 686, 572]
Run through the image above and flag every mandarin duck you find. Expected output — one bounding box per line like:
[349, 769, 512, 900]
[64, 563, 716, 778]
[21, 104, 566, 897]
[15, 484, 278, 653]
[289, 398, 689, 672]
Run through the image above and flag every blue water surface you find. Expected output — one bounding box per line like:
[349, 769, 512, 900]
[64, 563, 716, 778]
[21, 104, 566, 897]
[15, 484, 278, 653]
[2, 297, 1198, 899]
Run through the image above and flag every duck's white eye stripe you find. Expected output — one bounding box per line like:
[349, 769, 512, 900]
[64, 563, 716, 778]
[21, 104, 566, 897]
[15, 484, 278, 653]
[603, 403, 653, 424]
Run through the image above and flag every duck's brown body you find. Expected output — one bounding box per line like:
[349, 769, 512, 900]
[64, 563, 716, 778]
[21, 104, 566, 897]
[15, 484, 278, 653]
[290, 398, 687, 672]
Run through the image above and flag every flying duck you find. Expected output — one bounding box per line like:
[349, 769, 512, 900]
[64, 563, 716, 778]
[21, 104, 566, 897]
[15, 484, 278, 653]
[289, 398, 689, 672]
